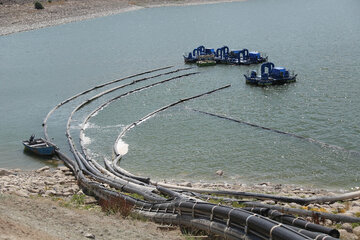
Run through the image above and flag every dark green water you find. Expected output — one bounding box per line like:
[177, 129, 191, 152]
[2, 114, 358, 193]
[0, 0, 359, 190]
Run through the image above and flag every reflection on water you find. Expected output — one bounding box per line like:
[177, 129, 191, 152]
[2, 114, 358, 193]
[22, 150, 62, 167]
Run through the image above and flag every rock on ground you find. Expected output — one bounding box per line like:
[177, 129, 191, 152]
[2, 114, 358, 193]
[339, 229, 359, 240]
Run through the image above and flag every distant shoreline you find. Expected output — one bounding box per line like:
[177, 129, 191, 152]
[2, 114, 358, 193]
[0, 0, 246, 36]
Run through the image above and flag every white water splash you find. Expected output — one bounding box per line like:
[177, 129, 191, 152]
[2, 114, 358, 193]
[83, 122, 94, 130]
[80, 132, 92, 145]
[91, 109, 101, 117]
[115, 139, 129, 156]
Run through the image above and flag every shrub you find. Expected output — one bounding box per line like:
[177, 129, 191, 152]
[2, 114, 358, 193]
[34, 1, 44, 9]
[98, 197, 134, 217]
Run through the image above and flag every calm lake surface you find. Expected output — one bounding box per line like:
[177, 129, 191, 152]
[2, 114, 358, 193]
[1, 0, 359, 190]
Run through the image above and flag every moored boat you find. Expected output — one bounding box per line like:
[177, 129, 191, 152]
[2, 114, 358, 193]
[23, 135, 57, 156]
[244, 62, 297, 86]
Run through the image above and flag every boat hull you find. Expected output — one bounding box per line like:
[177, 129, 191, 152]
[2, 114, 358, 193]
[23, 138, 56, 156]
[183, 56, 197, 63]
[244, 75, 297, 86]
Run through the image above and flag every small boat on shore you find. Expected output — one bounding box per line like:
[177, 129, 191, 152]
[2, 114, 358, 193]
[244, 62, 297, 86]
[23, 135, 57, 156]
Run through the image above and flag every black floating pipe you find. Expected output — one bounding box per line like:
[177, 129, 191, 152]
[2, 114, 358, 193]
[47, 67, 339, 240]
[66, 73, 201, 202]
[192, 109, 360, 156]
[111, 156, 150, 184]
[78, 72, 200, 184]
[110, 85, 231, 186]
[43, 65, 176, 140]
[103, 158, 149, 186]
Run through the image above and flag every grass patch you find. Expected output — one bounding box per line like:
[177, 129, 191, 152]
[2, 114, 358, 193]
[231, 202, 246, 208]
[122, 192, 145, 200]
[129, 211, 149, 222]
[352, 222, 360, 228]
[71, 193, 85, 206]
[207, 198, 226, 205]
[335, 223, 342, 229]
[51, 194, 99, 211]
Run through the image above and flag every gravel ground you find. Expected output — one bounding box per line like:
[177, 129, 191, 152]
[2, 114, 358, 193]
[0, 194, 185, 240]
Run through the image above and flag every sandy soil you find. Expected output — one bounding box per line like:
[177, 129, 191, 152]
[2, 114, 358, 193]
[0, 194, 184, 240]
[0, 0, 245, 36]
[0, 167, 186, 240]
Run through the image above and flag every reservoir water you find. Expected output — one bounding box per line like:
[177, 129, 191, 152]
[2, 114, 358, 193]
[1, 0, 359, 190]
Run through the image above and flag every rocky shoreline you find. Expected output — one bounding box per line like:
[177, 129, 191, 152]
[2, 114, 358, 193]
[1, 167, 360, 239]
[0, 166, 79, 198]
[0, 0, 245, 36]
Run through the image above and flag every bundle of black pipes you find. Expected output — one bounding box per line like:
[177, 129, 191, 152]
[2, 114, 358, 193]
[42, 66, 349, 239]
[243, 207, 340, 239]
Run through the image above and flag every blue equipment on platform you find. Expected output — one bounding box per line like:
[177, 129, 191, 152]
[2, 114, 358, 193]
[185, 45, 267, 65]
[244, 62, 297, 86]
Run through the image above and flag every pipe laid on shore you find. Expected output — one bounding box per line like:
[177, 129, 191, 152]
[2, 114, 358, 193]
[243, 201, 360, 223]
[156, 182, 360, 206]
[243, 207, 340, 238]
[57, 148, 316, 240]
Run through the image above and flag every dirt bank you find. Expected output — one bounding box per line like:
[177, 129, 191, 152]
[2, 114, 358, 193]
[0, 167, 185, 240]
[0, 194, 185, 240]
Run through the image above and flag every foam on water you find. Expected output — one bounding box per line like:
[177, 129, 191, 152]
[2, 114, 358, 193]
[80, 131, 92, 145]
[115, 139, 129, 156]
